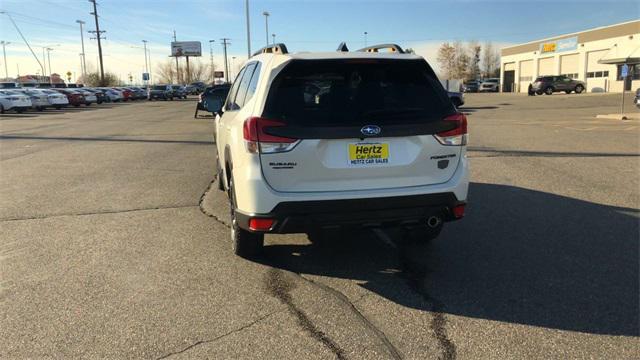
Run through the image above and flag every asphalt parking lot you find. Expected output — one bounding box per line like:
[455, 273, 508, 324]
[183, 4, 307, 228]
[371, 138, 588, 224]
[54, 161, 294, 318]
[1, 93, 638, 359]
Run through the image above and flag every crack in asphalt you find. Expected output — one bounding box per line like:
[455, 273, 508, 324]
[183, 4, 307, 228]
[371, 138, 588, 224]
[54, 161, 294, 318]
[299, 274, 404, 360]
[197, 176, 231, 229]
[265, 268, 348, 360]
[399, 249, 456, 360]
[155, 311, 278, 359]
[0, 205, 197, 222]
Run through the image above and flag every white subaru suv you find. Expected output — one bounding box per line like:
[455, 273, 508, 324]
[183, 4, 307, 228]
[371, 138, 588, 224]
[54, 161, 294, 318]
[214, 43, 469, 258]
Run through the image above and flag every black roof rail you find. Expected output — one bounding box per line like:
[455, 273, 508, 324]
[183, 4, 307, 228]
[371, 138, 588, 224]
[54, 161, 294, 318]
[252, 43, 289, 57]
[356, 43, 405, 54]
[336, 42, 349, 52]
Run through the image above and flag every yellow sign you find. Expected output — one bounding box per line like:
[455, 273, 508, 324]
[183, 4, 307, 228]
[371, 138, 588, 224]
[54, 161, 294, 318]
[349, 143, 389, 166]
[541, 43, 556, 53]
[66, 71, 72, 76]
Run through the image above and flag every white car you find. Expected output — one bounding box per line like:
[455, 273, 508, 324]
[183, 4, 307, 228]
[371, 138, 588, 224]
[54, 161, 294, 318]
[479, 78, 500, 92]
[0, 90, 32, 113]
[40, 89, 70, 109]
[15, 89, 50, 111]
[214, 43, 469, 258]
[76, 90, 97, 105]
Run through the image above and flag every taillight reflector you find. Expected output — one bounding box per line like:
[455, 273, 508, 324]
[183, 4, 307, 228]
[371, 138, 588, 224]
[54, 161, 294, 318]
[452, 204, 465, 219]
[249, 218, 275, 231]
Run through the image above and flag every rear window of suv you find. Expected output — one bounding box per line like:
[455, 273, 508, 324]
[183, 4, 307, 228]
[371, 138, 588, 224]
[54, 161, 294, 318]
[262, 59, 450, 126]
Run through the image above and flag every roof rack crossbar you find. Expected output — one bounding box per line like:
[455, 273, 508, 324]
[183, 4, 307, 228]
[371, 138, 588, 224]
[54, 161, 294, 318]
[252, 43, 289, 57]
[356, 43, 405, 54]
[336, 42, 349, 52]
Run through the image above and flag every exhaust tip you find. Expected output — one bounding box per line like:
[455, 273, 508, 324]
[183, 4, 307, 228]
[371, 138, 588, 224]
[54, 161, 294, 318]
[427, 216, 441, 228]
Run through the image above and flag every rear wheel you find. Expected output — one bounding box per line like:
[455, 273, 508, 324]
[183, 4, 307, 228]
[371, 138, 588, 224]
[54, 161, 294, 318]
[1, 104, 4, 114]
[575, 84, 584, 94]
[228, 175, 263, 258]
[565, 90, 572, 94]
[544, 87, 554, 95]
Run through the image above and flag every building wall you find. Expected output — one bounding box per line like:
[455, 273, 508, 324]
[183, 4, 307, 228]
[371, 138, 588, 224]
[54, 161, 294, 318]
[500, 21, 640, 93]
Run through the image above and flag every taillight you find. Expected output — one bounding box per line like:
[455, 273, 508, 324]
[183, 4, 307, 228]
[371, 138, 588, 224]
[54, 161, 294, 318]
[243, 117, 299, 154]
[452, 204, 465, 219]
[249, 218, 275, 231]
[434, 113, 467, 146]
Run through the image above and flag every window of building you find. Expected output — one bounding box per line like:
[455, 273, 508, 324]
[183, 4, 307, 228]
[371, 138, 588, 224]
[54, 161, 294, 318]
[561, 73, 578, 79]
[617, 64, 640, 80]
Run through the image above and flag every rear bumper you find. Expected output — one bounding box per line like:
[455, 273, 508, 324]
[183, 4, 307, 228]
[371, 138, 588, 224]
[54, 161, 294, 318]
[236, 192, 464, 234]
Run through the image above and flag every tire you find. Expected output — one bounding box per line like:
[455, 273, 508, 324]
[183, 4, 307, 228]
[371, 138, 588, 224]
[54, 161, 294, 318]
[575, 85, 584, 94]
[216, 159, 225, 191]
[544, 87, 554, 95]
[565, 91, 572, 94]
[54, 106, 61, 110]
[228, 175, 264, 258]
[1, 104, 4, 114]
[16, 108, 25, 113]
[74, 104, 80, 107]
[535, 90, 543, 95]
[37, 107, 44, 112]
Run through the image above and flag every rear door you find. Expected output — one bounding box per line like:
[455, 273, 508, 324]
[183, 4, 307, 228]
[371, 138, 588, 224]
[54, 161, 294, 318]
[258, 58, 461, 193]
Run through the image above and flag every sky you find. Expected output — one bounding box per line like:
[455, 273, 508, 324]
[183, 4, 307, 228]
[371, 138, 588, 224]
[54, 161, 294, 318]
[0, 0, 638, 83]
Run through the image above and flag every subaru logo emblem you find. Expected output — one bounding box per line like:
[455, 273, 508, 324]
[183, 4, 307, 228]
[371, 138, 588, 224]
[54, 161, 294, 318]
[361, 125, 381, 136]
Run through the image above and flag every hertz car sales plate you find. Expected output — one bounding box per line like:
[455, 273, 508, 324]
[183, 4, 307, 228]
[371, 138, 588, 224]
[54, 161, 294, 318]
[348, 143, 389, 166]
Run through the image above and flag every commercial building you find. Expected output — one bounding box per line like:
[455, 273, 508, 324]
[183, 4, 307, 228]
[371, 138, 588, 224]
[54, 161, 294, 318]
[500, 20, 639, 93]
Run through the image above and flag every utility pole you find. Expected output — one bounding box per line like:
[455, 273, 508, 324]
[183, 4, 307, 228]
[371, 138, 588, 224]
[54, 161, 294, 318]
[231, 56, 236, 81]
[221, 38, 230, 83]
[1, 41, 9, 79]
[75, 20, 86, 78]
[42, 47, 47, 78]
[262, 11, 270, 47]
[147, 47, 152, 84]
[88, 0, 105, 85]
[245, 0, 251, 58]
[209, 40, 215, 83]
[173, 30, 179, 83]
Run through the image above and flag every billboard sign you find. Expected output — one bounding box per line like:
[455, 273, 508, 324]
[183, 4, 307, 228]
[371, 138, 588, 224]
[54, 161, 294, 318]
[142, 73, 150, 81]
[213, 71, 224, 78]
[171, 41, 202, 57]
[540, 36, 578, 54]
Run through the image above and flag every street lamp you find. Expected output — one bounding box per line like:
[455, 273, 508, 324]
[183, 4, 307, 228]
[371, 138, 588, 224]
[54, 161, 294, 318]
[272, 33, 276, 45]
[142, 40, 149, 84]
[262, 11, 270, 47]
[231, 56, 237, 81]
[364, 31, 368, 47]
[0, 41, 10, 79]
[46, 47, 54, 78]
[75, 20, 86, 78]
[209, 39, 215, 83]
[41, 44, 59, 81]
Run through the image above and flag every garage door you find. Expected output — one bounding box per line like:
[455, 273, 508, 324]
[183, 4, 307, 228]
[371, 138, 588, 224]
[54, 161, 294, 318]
[519, 60, 533, 93]
[560, 53, 579, 78]
[586, 49, 610, 92]
[538, 57, 554, 76]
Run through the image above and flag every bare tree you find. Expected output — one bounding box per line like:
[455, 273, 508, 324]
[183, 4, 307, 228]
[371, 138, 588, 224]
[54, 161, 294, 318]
[481, 41, 500, 78]
[453, 41, 470, 80]
[156, 58, 217, 84]
[437, 42, 456, 79]
[80, 72, 119, 86]
[468, 40, 481, 80]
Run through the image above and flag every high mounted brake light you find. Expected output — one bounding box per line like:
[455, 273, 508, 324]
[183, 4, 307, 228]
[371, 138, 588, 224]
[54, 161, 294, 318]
[243, 117, 299, 154]
[434, 113, 467, 146]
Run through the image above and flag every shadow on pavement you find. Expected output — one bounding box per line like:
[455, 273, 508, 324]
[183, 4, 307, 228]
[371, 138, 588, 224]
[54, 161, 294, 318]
[259, 183, 639, 336]
[0, 135, 213, 145]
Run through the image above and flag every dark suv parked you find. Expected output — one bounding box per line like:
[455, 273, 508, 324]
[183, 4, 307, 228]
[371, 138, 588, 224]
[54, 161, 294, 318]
[531, 75, 585, 95]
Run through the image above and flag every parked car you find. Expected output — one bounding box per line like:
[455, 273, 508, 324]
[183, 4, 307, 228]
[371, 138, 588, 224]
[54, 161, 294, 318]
[479, 78, 500, 92]
[463, 80, 480, 93]
[530, 75, 586, 95]
[76, 89, 98, 105]
[0, 82, 19, 89]
[15, 89, 50, 111]
[40, 89, 70, 109]
[128, 87, 147, 100]
[101, 88, 123, 102]
[0, 90, 32, 113]
[114, 87, 134, 101]
[53, 89, 86, 107]
[194, 84, 231, 118]
[170, 85, 187, 99]
[83, 88, 109, 104]
[447, 91, 465, 107]
[635, 88, 640, 109]
[190, 81, 207, 94]
[148, 85, 173, 100]
[214, 43, 468, 258]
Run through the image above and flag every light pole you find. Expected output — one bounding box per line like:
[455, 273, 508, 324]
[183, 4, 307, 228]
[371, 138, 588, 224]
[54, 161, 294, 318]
[272, 33, 276, 45]
[46, 47, 54, 78]
[75, 20, 86, 78]
[364, 31, 368, 47]
[0, 41, 9, 79]
[245, 0, 251, 58]
[142, 40, 149, 85]
[147, 47, 152, 84]
[231, 56, 236, 81]
[209, 39, 215, 83]
[40, 44, 59, 81]
[262, 11, 270, 47]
